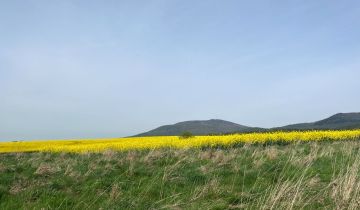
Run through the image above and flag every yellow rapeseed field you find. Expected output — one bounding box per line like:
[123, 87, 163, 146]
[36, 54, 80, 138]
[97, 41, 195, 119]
[1, 130, 360, 153]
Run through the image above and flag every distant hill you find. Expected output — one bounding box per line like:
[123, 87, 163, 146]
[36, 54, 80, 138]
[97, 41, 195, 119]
[275, 112, 360, 130]
[134, 119, 263, 136]
[134, 113, 360, 136]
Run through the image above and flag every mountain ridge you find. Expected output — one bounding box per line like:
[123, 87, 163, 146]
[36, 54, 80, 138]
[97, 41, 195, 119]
[134, 112, 360, 136]
[134, 119, 264, 136]
[275, 112, 360, 130]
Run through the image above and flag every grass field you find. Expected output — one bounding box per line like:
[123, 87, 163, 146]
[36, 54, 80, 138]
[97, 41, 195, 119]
[1, 140, 360, 209]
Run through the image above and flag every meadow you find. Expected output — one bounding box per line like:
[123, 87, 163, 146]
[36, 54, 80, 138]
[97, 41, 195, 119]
[2, 140, 360, 209]
[1, 130, 360, 209]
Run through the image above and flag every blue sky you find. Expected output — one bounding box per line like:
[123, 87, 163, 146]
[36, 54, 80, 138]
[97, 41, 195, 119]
[1, 0, 360, 141]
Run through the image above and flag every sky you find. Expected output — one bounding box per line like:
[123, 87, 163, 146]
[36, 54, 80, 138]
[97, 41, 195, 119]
[1, 0, 360, 141]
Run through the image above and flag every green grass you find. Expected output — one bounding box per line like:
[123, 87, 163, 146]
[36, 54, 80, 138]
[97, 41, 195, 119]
[1, 141, 360, 209]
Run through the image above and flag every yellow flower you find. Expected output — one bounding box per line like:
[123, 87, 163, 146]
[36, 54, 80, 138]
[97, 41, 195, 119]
[1, 130, 360, 153]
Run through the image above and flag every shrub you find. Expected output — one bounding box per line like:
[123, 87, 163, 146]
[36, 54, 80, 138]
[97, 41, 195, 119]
[179, 131, 194, 139]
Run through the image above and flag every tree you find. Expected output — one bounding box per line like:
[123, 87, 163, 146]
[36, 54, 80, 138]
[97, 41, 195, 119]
[179, 131, 193, 139]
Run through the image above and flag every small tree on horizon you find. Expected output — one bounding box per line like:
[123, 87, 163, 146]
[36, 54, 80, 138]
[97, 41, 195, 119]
[179, 131, 194, 139]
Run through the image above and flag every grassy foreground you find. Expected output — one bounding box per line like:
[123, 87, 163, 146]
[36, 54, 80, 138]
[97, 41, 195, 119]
[1, 141, 360, 209]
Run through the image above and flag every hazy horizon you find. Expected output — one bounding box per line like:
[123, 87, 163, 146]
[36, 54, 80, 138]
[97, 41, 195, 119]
[1, 1, 360, 141]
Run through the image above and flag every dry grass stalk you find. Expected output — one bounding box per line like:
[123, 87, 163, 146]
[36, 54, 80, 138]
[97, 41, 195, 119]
[126, 151, 137, 162]
[64, 164, 81, 178]
[253, 157, 265, 168]
[34, 163, 59, 176]
[292, 144, 318, 167]
[212, 150, 235, 166]
[330, 153, 360, 209]
[265, 147, 278, 160]
[0, 163, 6, 172]
[162, 158, 186, 182]
[199, 150, 214, 160]
[191, 178, 220, 202]
[173, 149, 188, 158]
[109, 183, 121, 200]
[9, 182, 26, 195]
[199, 165, 210, 174]
[103, 149, 117, 161]
[228, 204, 247, 209]
[143, 150, 164, 164]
